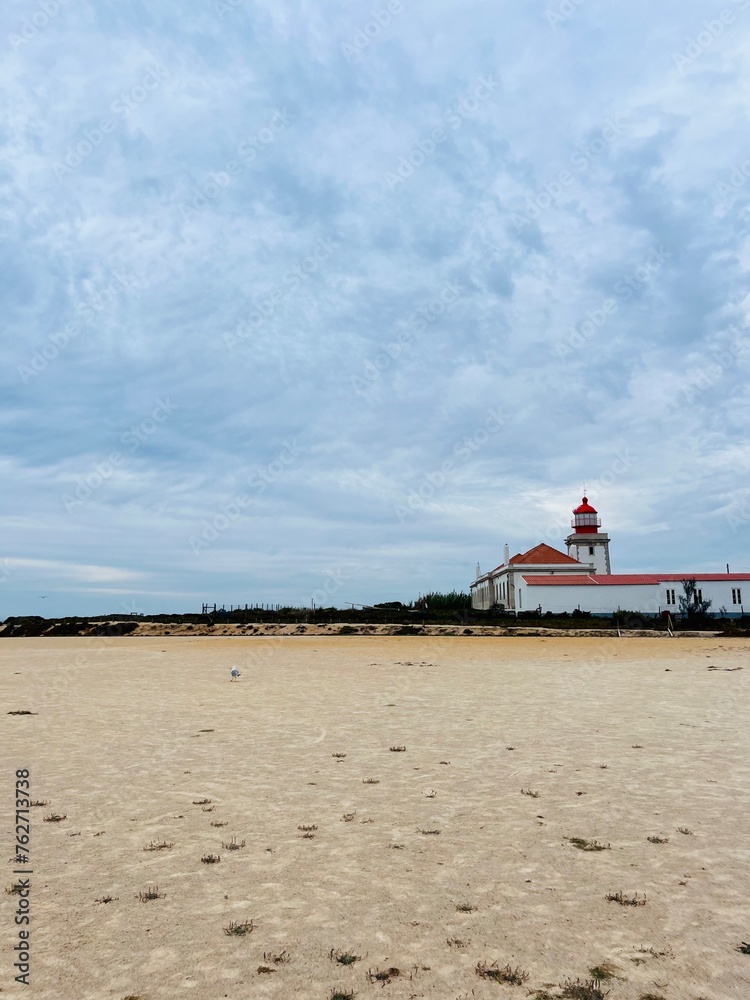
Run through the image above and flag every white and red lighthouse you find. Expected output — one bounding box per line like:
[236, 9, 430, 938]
[565, 497, 612, 574]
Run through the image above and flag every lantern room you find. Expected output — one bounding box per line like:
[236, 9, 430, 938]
[571, 497, 601, 534]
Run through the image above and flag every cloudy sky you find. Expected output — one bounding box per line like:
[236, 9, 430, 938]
[1, 0, 749, 617]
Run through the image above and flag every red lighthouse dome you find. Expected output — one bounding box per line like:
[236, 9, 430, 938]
[572, 496, 601, 534]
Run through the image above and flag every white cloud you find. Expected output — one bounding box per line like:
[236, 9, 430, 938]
[6, 559, 145, 584]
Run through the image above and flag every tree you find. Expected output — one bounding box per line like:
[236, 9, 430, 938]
[415, 591, 471, 612]
[679, 578, 713, 621]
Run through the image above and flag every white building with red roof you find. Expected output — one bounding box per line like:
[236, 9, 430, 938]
[471, 496, 748, 617]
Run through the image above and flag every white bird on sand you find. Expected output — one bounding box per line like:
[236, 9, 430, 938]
[230, 667, 241, 681]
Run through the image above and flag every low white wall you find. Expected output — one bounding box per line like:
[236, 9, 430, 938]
[521, 582, 659, 614]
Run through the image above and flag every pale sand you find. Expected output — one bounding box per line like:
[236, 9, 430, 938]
[1, 636, 748, 1000]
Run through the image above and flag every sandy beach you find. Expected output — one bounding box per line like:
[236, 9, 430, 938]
[2, 636, 748, 1000]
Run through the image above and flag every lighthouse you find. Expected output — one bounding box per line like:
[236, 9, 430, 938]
[472, 494, 748, 615]
[565, 497, 612, 574]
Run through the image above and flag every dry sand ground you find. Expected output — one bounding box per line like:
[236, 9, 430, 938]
[1, 636, 749, 1000]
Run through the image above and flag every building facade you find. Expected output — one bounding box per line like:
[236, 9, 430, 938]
[471, 496, 748, 617]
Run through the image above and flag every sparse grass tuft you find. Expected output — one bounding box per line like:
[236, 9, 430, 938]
[677, 826, 693, 835]
[95, 895, 117, 904]
[366, 967, 401, 984]
[456, 902, 476, 912]
[201, 854, 220, 864]
[330, 991, 356, 1000]
[736, 941, 750, 954]
[223, 919, 254, 936]
[143, 840, 173, 851]
[298, 824, 318, 831]
[6, 883, 23, 894]
[418, 828, 440, 835]
[476, 961, 529, 985]
[330, 949, 362, 965]
[193, 798, 211, 805]
[30, 799, 49, 806]
[638, 994, 666, 1000]
[633, 946, 673, 960]
[221, 836, 246, 850]
[300, 831, 315, 839]
[342, 811, 356, 822]
[559, 979, 610, 999]
[647, 835, 669, 844]
[202, 806, 215, 812]
[363, 778, 380, 784]
[264, 949, 291, 964]
[211, 820, 228, 827]
[522, 788, 541, 798]
[567, 837, 610, 852]
[137, 885, 164, 902]
[589, 962, 618, 982]
[332, 752, 347, 759]
[605, 890, 646, 906]
[389, 745, 406, 752]
[257, 965, 275, 974]
[43, 813, 66, 822]
[447, 937, 469, 947]
[8, 710, 37, 715]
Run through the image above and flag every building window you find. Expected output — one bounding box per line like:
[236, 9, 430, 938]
[693, 589, 703, 604]
[666, 589, 676, 605]
[732, 588, 742, 605]
[518, 590, 522, 608]
[589, 546, 595, 555]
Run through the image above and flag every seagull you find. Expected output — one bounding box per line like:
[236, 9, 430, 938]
[230, 667, 241, 681]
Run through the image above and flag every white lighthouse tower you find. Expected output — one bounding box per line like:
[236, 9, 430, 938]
[565, 496, 611, 574]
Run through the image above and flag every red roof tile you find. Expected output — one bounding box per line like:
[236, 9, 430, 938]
[510, 543, 582, 566]
[524, 573, 750, 587]
[522, 574, 597, 586]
